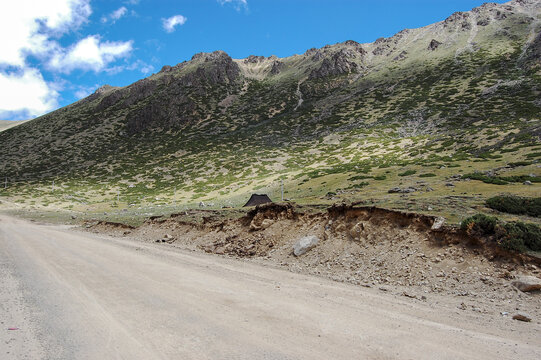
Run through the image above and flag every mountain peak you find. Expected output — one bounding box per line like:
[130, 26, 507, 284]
[191, 50, 232, 62]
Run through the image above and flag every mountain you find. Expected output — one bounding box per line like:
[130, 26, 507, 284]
[1, 0, 540, 211]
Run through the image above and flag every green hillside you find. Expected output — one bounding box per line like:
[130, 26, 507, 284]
[1, 0, 540, 223]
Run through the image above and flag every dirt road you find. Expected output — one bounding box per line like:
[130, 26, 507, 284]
[0, 214, 539, 359]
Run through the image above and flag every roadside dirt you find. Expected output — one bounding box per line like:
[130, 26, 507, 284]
[86, 202, 541, 320]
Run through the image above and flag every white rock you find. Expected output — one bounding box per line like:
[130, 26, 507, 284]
[431, 216, 446, 230]
[293, 235, 319, 256]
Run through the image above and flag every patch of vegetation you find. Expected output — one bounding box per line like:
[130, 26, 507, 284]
[464, 173, 541, 185]
[398, 170, 416, 177]
[508, 161, 532, 167]
[486, 195, 541, 217]
[461, 214, 498, 234]
[461, 214, 541, 252]
[419, 173, 437, 178]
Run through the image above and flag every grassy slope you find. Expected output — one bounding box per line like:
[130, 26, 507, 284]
[0, 0, 540, 225]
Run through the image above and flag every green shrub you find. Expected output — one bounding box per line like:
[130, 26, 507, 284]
[463, 173, 508, 185]
[349, 175, 371, 181]
[461, 214, 497, 234]
[499, 222, 541, 252]
[398, 169, 416, 177]
[461, 214, 541, 252]
[463, 173, 540, 185]
[526, 152, 541, 159]
[373, 175, 387, 180]
[419, 173, 437, 178]
[508, 161, 532, 167]
[349, 182, 369, 189]
[486, 195, 541, 217]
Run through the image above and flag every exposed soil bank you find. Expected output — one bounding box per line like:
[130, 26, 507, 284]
[86, 203, 541, 314]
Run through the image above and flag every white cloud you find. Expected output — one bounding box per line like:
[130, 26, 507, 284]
[49, 35, 133, 73]
[0, 0, 91, 67]
[0, 0, 93, 119]
[0, 0, 142, 119]
[218, 0, 248, 11]
[0, 68, 58, 119]
[101, 6, 128, 24]
[100, 60, 154, 76]
[162, 15, 187, 33]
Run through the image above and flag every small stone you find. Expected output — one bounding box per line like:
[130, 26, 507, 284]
[524, 180, 532, 185]
[512, 313, 532, 322]
[402, 292, 416, 299]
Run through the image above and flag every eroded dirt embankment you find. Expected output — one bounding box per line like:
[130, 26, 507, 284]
[86, 203, 541, 312]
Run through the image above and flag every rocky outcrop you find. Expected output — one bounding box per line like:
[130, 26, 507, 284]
[159, 62, 187, 73]
[443, 11, 474, 30]
[310, 49, 361, 79]
[123, 50, 241, 134]
[125, 96, 196, 135]
[122, 78, 158, 107]
[428, 39, 442, 51]
[270, 60, 284, 75]
[342, 40, 366, 55]
[81, 85, 118, 107]
[96, 89, 124, 112]
[185, 51, 241, 87]
[244, 55, 265, 64]
[94, 84, 115, 95]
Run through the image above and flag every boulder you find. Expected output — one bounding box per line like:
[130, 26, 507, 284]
[511, 276, 541, 292]
[293, 235, 319, 256]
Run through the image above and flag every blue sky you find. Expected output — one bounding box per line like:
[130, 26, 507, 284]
[0, 0, 507, 120]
